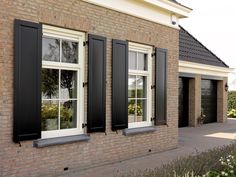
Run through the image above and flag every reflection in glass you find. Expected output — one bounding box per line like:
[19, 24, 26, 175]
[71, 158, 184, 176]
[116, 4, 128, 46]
[61, 70, 77, 99]
[128, 51, 136, 70]
[137, 99, 147, 122]
[60, 100, 77, 129]
[41, 69, 59, 99]
[62, 40, 78, 63]
[128, 75, 136, 98]
[41, 101, 59, 131]
[128, 99, 136, 123]
[137, 76, 147, 98]
[42, 37, 60, 62]
[137, 53, 147, 71]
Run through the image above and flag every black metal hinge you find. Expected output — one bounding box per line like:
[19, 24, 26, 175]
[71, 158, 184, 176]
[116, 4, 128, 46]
[82, 123, 87, 128]
[151, 117, 156, 121]
[151, 85, 156, 89]
[152, 52, 156, 57]
[83, 82, 88, 87]
[83, 41, 88, 46]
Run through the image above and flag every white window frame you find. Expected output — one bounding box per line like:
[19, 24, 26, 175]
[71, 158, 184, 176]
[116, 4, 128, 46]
[128, 42, 153, 129]
[42, 25, 85, 139]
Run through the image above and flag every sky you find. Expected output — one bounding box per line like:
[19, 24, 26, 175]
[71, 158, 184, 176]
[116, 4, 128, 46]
[178, 0, 236, 69]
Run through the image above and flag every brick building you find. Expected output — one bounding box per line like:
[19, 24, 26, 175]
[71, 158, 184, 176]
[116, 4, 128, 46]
[0, 0, 232, 177]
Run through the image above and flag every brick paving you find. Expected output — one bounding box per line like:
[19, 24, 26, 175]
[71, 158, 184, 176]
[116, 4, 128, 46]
[60, 118, 236, 177]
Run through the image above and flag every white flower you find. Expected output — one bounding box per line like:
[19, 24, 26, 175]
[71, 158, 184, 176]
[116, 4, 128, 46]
[230, 170, 234, 174]
[225, 173, 228, 176]
[227, 159, 230, 162]
[221, 171, 225, 175]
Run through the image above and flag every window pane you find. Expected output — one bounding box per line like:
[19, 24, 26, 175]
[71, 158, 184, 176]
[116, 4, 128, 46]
[42, 69, 59, 99]
[42, 37, 60, 62]
[137, 53, 147, 71]
[128, 51, 137, 70]
[62, 40, 78, 64]
[60, 100, 77, 129]
[128, 99, 136, 123]
[128, 75, 136, 98]
[137, 99, 147, 122]
[61, 70, 77, 99]
[137, 76, 147, 98]
[41, 101, 59, 131]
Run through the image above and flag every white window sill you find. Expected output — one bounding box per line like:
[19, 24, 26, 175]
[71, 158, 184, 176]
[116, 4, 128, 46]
[33, 134, 90, 148]
[123, 126, 156, 136]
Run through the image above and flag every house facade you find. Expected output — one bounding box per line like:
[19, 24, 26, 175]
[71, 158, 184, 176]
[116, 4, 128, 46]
[0, 0, 231, 177]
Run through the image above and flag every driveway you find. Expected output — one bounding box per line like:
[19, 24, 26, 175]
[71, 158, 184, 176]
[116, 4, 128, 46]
[60, 118, 236, 177]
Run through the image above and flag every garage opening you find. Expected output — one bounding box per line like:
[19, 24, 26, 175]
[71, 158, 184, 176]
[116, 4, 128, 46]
[179, 77, 189, 128]
[201, 79, 217, 124]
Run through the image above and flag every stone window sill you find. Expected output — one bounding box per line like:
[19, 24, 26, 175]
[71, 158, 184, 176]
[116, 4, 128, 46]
[123, 126, 156, 136]
[33, 134, 90, 148]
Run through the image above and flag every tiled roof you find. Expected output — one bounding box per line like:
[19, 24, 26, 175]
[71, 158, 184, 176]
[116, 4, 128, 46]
[179, 26, 228, 68]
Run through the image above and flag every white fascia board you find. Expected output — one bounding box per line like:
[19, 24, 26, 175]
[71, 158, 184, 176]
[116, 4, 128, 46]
[82, 0, 191, 29]
[144, 0, 192, 18]
[179, 60, 234, 77]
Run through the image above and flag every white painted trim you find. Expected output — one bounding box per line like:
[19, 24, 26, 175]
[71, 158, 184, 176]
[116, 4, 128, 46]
[42, 25, 85, 139]
[144, 0, 191, 17]
[179, 60, 234, 77]
[128, 42, 153, 129]
[82, 0, 191, 29]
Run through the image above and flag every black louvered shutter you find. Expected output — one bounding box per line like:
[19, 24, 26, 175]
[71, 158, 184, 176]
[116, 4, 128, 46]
[14, 19, 42, 142]
[87, 34, 106, 133]
[112, 39, 128, 131]
[155, 48, 167, 125]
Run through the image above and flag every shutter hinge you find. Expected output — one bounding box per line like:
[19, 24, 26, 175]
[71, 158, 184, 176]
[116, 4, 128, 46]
[152, 52, 156, 57]
[83, 41, 88, 46]
[82, 123, 87, 128]
[151, 85, 156, 89]
[151, 117, 156, 121]
[83, 82, 88, 87]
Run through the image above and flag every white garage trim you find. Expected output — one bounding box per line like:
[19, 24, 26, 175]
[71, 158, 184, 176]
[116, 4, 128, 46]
[179, 60, 234, 77]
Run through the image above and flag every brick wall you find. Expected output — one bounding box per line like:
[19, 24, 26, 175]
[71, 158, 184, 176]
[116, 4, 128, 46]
[0, 0, 179, 176]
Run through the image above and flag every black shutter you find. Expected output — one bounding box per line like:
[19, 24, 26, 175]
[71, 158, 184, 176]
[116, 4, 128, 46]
[155, 48, 167, 125]
[14, 19, 42, 142]
[87, 34, 106, 133]
[112, 39, 128, 131]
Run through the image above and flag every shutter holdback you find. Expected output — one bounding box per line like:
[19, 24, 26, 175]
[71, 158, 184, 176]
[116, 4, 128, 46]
[83, 41, 88, 46]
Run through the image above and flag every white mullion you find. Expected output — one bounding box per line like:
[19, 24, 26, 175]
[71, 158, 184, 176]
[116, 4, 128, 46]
[58, 69, 61, 130]
[135, 75, 138, 123]
[128, 70, 149, 76]
[42, 61, 80, 70]
[42, 98, 77, 101]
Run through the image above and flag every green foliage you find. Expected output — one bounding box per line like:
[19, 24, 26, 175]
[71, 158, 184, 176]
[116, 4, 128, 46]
[128, 103, 143, 116]
[115, 142, 236, 177]
[228, 109, 236, 118]
[228, 91, 236, 111]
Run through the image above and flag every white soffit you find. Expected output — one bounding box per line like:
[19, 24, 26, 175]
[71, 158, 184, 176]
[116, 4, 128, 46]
[179, 60, 234, 77]
[82, 0, 191, 29]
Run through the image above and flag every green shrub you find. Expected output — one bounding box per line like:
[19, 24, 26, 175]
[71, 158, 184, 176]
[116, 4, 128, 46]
[228, 109, 236, 118]
[115, 142, 236, 177]
[228, 91, 236, 111]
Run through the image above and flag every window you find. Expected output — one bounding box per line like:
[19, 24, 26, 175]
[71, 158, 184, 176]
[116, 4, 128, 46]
[128, 42, 152, 128]
[41, 25, 85, 139]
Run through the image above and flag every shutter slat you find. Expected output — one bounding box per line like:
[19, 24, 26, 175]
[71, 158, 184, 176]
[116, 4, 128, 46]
[112, 39, 128, 131]
[14, 19, 42, 142]
[87, 34, 106, 133]
[155, 48, 167, 125]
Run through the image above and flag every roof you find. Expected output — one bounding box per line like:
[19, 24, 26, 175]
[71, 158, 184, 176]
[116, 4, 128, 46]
[179, 26, 228, 68]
